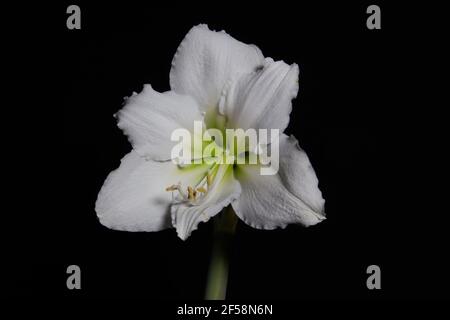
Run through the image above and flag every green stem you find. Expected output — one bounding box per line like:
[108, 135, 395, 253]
[204, 206, 237, 300]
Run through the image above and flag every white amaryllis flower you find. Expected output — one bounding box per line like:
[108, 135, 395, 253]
[96, 24, 325, 240]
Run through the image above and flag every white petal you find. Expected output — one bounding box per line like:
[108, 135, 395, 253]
[170, 24, 265, 111]
[171, 165, 241, 240]
[116, 84, 204, 161]
[224, 58, 299, 132]
[232, 135, 325, 229]
[96, 151, 210, 232]
[278, 135, 326, 214]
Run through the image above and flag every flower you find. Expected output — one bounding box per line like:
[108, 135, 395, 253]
[95, 24, 325, 240]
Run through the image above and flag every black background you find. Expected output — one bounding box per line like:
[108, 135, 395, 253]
[9, 1, 448, 303]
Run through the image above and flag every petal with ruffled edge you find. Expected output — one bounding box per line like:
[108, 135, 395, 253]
[170, 24, 265, 111]
[96, 151, 211, 232]
[232, 135, 325, 229]
[223, 58, 299, 133]
[171, 164, 241, 240]
[116, 84, 204, 161]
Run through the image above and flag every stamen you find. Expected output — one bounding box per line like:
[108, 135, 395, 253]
[165, 165, 219, 204]
[187, 186, 195, 200]
[207, 173, 212, 187]
[165, 183, 186, 199]
[197, 187, 207, 193]
[165, 185, 178, 192]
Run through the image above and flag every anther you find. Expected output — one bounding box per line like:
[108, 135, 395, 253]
[197, 187, 207, 193]
[187, 186, 195, 200]
[165, 185, 178, 192]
